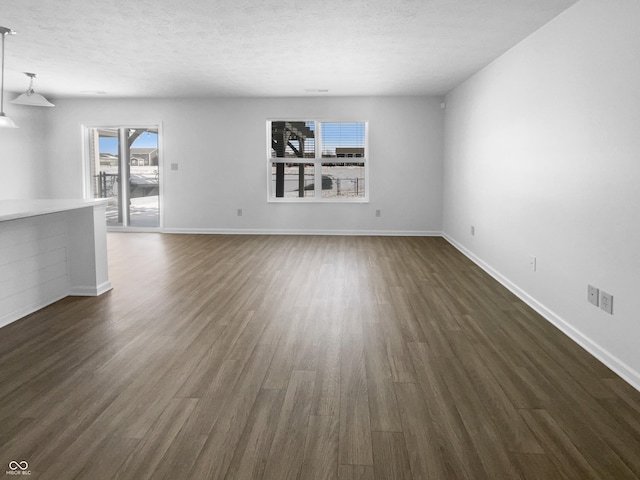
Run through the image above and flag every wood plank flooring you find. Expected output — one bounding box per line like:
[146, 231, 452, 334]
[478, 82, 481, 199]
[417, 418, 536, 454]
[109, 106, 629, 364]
[1, 233, 640, 479]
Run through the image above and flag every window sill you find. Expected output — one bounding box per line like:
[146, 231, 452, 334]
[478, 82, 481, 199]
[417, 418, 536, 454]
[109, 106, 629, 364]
[267, 197, 369, 204]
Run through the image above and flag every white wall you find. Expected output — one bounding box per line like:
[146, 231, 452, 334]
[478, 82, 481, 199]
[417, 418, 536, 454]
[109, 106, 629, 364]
[45, 96, 444, 234]
[443, 0, 640, 387]
[0, 101, 48, 198]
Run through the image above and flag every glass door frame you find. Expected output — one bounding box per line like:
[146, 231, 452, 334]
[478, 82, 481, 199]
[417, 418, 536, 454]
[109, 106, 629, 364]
[83, 123, 164, 232]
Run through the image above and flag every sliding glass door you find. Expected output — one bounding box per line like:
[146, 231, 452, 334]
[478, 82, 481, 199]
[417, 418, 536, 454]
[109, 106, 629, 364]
[87, 126, 160, 229]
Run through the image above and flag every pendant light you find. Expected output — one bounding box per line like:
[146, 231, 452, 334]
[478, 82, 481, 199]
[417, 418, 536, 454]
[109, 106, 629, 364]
[12, 72, 55, 107]
[0, 26, 17, 128]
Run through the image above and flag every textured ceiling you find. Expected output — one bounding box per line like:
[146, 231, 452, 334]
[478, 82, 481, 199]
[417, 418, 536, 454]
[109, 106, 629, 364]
[1, 0, 578, 99]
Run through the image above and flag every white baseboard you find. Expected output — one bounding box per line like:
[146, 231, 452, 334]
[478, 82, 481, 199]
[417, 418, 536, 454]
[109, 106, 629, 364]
[443, 233, 640, 393]
[0, 292, 68, 329]
[0, 282, 113, 329]
[163, 228, 443, 237]
[69, 281, 113, 297]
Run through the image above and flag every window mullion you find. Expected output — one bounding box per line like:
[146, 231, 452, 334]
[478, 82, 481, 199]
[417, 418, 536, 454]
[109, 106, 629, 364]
[314, 121, 322, 198]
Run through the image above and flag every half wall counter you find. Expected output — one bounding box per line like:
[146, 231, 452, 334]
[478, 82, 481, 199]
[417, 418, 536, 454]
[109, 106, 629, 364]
[0, 199, 112, 328]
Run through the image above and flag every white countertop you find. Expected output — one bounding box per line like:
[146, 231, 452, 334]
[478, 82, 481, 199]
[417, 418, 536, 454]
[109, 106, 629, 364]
[0, 199, 109, 222]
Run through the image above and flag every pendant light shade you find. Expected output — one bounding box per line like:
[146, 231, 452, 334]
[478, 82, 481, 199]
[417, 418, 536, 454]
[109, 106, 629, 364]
[0, 113, 17, 128]
[0, 26, 18, 128]
[12, 72, 55, 107]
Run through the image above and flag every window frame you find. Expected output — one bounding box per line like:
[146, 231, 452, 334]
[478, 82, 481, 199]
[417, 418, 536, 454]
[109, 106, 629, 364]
[266, 119, 369, 203]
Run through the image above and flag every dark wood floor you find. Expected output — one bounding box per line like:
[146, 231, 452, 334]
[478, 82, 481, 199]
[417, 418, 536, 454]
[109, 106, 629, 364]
[1, 233, 640, 479]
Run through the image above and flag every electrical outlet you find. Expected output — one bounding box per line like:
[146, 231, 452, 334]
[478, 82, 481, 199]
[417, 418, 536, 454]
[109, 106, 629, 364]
[529, 255, 536, 272]
[237, 208, 243, 217]
[600, 291, 613, 315]
[470, 225, 475, 236]
[375, 209, 381, 217]
[587, 285, 599, 306]
[170, 163, 179, 171]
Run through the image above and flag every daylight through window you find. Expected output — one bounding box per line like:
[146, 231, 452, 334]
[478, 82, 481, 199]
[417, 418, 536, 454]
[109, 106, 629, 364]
[268, 120, 368, 201]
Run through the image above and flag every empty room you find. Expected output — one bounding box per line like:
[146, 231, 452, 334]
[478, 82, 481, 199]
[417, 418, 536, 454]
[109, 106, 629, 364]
[1, 0, 640, 478]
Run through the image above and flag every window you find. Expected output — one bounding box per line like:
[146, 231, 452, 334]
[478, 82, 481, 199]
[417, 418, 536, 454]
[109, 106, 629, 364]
[268, 120, 368, 201]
